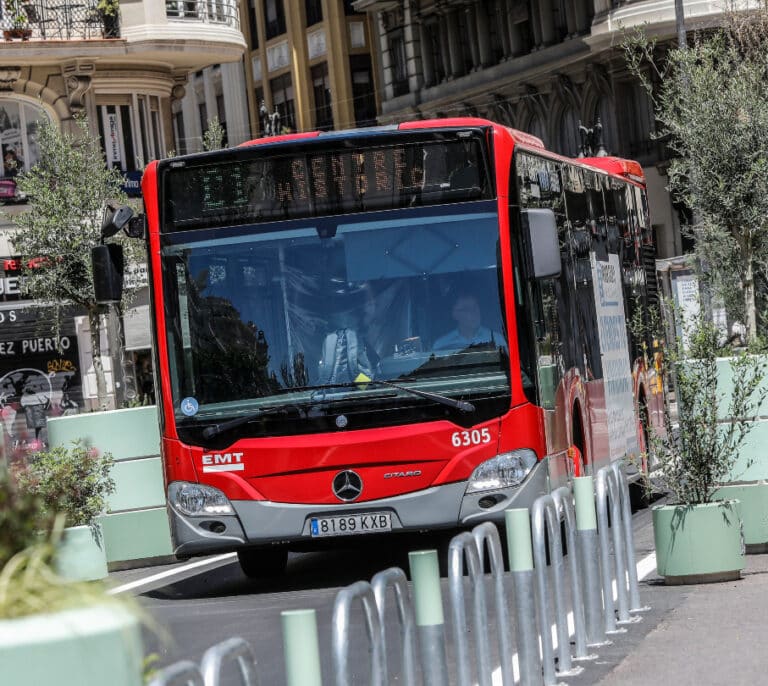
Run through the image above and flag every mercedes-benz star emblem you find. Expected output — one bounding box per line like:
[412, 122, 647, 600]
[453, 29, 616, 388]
[332, 470, 363, 502]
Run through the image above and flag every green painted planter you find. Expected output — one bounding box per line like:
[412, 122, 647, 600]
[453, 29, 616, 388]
[0, 605, 143, 686]
[47, 406, 173, 568]
[653, 500, 744, 584]
[712, 483, 768, 552]
[55, 524, 108, 581]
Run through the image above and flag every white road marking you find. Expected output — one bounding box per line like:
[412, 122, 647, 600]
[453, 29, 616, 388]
[484, 551, 658, 686]
[108, 553, 237, 595]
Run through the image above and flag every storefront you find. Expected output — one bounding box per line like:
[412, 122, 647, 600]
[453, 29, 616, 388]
[0, 293, 83, 464]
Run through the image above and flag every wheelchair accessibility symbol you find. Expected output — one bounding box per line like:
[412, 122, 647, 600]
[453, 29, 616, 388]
[181, 397, 199, 416]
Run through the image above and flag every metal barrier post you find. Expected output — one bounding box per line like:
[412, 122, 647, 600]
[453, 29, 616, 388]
[332, 580, 385, 686]
[611, 462, 651, 614]
[532, 494, 583, 682]
[201, 637, 259, 686]
[505, 508, 543, 686]
[449, 531, 493, 686]
[596, 467, 627, 635]
[551, 486, 594, 661]
[573, 476, 610, 647]
[371, 567, 418, 686]
[408, 550, 449, 686]
[472, 522, 515, 686]
[147, 661, 204, 686]
[282, 609, 323, 686]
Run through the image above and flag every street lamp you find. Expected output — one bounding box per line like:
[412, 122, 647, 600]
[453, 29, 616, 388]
[578, 119, 608, 157]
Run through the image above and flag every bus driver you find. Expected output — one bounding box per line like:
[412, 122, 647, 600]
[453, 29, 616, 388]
[433, 294, 505, 351]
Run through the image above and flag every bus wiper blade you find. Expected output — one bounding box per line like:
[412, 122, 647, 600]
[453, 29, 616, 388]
[368, 379, 475, 412]
[308, 380, 475, 413]
[202, 404, 303, 439]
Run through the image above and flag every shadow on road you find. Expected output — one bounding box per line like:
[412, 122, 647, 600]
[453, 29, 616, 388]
[141, 531, 457, 601]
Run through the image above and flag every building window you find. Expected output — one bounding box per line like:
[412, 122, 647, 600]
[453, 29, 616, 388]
[173, 110, 187, 155]
[270, 72, 295, 132]
[388, 29, 408, 97]
[247, 0, 259, 47]
[263, 0, 286, 39]
[96, 104, 138, 172]
[305, 0, 322, 26]
[311, 63, 333, 131]
[424, 19, 445, 84]
[350, 55, 377, 127]
[215, 93, 228, 146]
[0, 99, 49, 178]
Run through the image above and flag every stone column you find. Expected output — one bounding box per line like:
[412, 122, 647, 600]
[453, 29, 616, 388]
[221, 60, 251, 144]
[497, 0, 512, 60]
[529, 0, 543, 48]
[377, 12, 395, 101]
[475, 1, 493, 68]
[577, 0, 591, 33]
[565, 1, 577, 36]
[438, 12, 452, 81]
[181, 83, 203, 153]
[507, 2, 525, 56]
[466, 4, 481, 71]
[403, 0, 424, 94]
[539, 0, 555, 46]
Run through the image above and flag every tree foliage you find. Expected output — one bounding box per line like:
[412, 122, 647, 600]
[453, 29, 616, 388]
[16, 441, 115, 530]
[10, 115, 142, 408]
[652, 312, 767, 504]
[623, 6, 768, 340]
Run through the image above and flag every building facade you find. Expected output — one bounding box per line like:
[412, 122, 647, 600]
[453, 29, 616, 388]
[0, 0, 245, 456]
[353, 0, 727, 262]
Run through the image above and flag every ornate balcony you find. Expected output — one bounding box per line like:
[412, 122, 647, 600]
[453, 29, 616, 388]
[0, 0, 245, 70]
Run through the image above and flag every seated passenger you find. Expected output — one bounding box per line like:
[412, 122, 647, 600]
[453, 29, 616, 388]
[433, 294, 505, 351]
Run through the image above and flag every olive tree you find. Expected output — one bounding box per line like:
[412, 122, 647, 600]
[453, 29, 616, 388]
[623, 7, 768, 342]
[10, 116, 135, 409]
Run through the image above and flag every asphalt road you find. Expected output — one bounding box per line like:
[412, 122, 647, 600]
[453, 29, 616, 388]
[113, 499, 686, 686]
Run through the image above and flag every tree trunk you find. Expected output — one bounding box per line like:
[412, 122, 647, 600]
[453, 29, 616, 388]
[88, 307, 109, 410]
[744, 261, 757, 344]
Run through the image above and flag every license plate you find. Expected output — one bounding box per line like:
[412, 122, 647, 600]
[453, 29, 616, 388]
[310, 512, 392, 538]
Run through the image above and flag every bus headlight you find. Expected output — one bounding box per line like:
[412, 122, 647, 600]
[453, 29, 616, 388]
[169, 481, 234, 517]
[466, 449, 538, 493]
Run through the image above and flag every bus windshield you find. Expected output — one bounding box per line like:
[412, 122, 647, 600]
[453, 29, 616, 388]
[161, 201, 510, 439]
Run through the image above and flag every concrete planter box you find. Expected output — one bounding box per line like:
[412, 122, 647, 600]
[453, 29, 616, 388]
[712, 482, 768, 552]
[47, 406, 173, 569]
[0, 605, 143, 686]
[55, 524, 108, 581]
[653, 500, 744, 584]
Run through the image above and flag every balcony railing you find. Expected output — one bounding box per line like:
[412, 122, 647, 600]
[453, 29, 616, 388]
[0, 0, 119, 40]
[165, 0, 240, 30]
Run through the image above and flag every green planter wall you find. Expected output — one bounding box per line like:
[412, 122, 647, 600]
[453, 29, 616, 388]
[712, 483, 768, 551]
[0, 605, 143, 686]
[46, 406, 173, 569]
[653, 500, 744, 584]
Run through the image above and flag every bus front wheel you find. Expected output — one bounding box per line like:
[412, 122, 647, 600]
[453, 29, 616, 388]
[237, 548, 288, 579]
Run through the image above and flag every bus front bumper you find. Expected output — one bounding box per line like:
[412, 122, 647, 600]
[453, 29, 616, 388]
[168, 460, 548, 557]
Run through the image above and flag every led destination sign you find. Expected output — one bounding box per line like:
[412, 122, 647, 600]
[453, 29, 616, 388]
[161, 132, 493, 232]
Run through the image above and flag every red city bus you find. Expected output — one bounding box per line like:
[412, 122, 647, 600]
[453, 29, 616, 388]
[111, 118, 663, 577]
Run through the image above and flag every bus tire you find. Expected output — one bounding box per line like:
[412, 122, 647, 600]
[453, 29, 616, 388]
[237, 548, 288, 579]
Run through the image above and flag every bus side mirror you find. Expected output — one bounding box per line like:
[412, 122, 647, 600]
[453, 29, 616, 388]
[92, 243, 124, 304]
[522, 208, 561, 279]
[102, 205, 134, 239]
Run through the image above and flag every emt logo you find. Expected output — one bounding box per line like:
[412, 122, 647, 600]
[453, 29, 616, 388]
[201, 452, 244, 473]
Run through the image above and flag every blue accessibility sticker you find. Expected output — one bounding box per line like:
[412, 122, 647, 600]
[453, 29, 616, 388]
[180, 397, 199, 416]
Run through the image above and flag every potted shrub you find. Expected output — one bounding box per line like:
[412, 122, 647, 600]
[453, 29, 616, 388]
[2, 0, 31, 40]
[0, 467, 144, 685]
[16, 441, 116, 581]
[650, 313, 767, 584]
[96, 0, 120, 37]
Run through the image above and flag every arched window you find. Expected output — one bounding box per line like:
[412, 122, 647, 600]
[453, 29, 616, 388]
[555, 106, 580, 157]
[525, 114, 547, 148]
[0, 99, 50, 178]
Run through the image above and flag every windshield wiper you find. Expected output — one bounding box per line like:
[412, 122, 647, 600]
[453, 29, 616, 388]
[201, 380, 474, 440]
[201, 403, 305, 439]
[310, 380, 475, 413]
